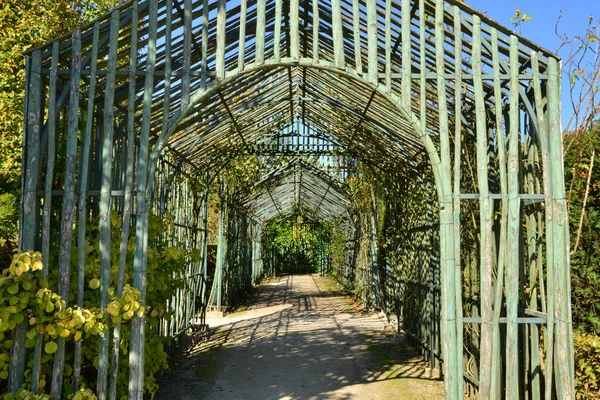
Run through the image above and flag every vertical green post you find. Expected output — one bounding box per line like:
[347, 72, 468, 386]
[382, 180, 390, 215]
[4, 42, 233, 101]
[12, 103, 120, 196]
[97, 12, 119, 399]
[547, 57, 575, 400]
[11, 48, 42, 395]
[435, 0, 458, 398]
[452, 6, 464, 394]
[312, 0, 319, 63]
[367, 0, 378, 85]
[50, 28, 81, 399]
[110, 4, 138, 399]
[532, 51, 554, 400]
[505, 35, 521, 399]
[290, 0, 299, 62]
[401, 0, 411, 109]
[73, 21, 99, 392]
[209, 180, 228, 311]
[256, 0, 265, 64]
[274, 0, 282, 61]
[331, 0, 344, 69]
[352, 0, 362, 72]
[182, 0, 192, 108]
[40, 40, 59, 279]
[473, 15, 493, 399]
[490, 27, 509, 399]
[370, 188, 379, 308]
[202, 0, 209, 87]
[129, 0, 157, 397]
[216, 0, 226, 80]
[237, 0, 246, 71]
[31, 40, 58, 393]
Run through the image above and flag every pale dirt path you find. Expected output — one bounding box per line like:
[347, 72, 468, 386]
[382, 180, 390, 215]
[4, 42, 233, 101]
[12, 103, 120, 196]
[156, 274, 444, 400]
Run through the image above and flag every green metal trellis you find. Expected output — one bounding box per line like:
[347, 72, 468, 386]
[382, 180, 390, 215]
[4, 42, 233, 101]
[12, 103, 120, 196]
[16, 0, 574, 398]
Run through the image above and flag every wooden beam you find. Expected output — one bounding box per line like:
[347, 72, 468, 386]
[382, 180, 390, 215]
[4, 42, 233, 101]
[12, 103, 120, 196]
[216, 0, 226, 80]
[291, 0, 300, 61]
[256, 0, 266, 64]
[180, 0, 191, 108]
[473, 15, 493, 399]
[505, 34, 521, 399]
[95, 12, 119, 399]
[332, 0, 344, 68]
[367, 0, 378, 84]
[129, 0, 157, 397]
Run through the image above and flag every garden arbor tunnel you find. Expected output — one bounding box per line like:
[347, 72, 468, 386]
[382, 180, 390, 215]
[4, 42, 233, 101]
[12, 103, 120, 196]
[15, 0, 575, 398]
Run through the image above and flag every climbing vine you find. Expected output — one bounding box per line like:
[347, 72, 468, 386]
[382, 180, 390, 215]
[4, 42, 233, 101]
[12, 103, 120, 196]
[0, 251, 107, 395]
[0, 213, 197, 398]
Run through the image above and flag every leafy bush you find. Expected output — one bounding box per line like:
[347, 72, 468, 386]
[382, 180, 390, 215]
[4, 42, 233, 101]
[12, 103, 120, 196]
[565, 124, 600, 335]
[574, 332, 600, 398]
[0, 251, 107, 394]
[1, 387, 97, 400]
[0, 194, 18, 244]
[2, 389, 51, 400]
[0, 213, 196, 398]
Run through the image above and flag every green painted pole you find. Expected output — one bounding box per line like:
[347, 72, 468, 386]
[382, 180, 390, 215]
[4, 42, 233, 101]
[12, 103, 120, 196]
[490, 27, 509, 399]
[96, 12, 119, 399]
[505, 35, 521, 399]
[31, 39, 58, 393]
[109, 3, 138, 398]
[72, 21, 99, 392]
[50, 28, 81, 399]
[435, 0, 458, 398]
[370, 188, 379, 308]
[129, 0, 157, 397]
[473, 16, 494, 399]
[256, 0, 265, 64]
[452, 7, 464, 393]
[547, 57, 575, 400]
[10, 48, 42, 396]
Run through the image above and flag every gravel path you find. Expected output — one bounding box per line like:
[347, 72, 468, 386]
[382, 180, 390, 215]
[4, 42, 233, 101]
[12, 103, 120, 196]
[156, 274, 444, 400]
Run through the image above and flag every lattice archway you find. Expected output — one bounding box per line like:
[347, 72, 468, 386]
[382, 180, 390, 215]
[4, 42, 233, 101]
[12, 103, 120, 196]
[16, 0, 574, 399]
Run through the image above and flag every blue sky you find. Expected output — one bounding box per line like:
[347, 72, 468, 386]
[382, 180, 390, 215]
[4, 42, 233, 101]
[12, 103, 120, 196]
[467, 0, 598, 53]
[467, 0, 600, 129]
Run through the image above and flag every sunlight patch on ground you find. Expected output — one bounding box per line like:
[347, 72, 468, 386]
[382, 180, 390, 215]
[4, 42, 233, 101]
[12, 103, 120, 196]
[204, 304, 294, 328]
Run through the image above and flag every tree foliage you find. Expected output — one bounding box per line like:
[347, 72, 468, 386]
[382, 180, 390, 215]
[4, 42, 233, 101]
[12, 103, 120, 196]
[558, 12, 600, 398]
[0, 0, 119, 193]
[556, 11, 600, 336]
[263, 215, 332, 275]
[565, 123, 600, 334]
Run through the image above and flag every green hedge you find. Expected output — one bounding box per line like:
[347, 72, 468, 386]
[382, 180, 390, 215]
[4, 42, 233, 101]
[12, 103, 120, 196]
[575, 332, 600, 398]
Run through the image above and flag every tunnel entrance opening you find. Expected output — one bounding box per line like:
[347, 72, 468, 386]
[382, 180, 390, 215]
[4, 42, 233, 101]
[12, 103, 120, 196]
[262, 214, 332, 276]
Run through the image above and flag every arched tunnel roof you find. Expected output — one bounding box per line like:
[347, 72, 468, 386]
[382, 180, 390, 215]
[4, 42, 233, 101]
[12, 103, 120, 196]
[233, 158, 353, 223]
[28, 0, 558, 185]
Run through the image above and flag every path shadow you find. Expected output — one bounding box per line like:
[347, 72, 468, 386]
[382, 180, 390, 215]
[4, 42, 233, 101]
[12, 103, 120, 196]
[156, 275, 443, 400]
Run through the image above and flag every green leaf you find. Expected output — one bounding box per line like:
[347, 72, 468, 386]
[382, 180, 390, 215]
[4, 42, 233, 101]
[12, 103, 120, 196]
[7, 284, 18, 294]
[44, 341, 58, 354]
